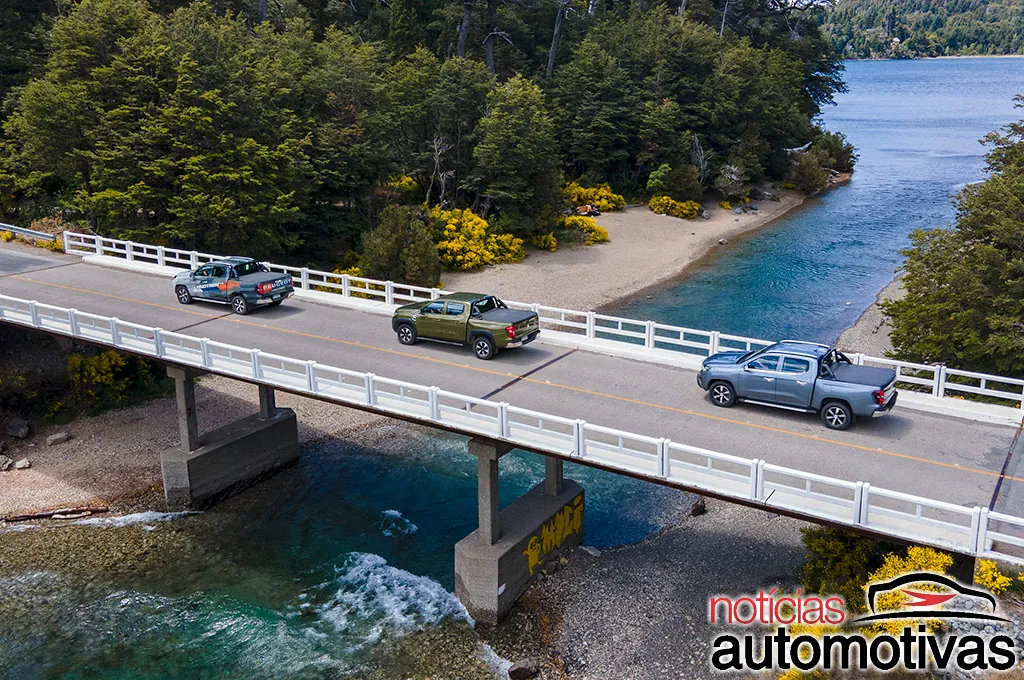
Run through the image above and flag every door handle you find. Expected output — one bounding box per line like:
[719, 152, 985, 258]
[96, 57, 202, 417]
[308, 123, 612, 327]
[764, 377, 774, 383]
[796, 380, 808, 386]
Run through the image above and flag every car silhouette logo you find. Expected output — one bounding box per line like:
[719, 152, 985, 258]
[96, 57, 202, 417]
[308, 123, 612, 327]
[854, 572, 1008, 625]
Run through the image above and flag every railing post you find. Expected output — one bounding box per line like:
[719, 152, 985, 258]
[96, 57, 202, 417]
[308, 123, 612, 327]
[854, 353, 865, 366]
[934, 365, 947, 398]
[748, 459, 761, 500]
[190, 251, 199, 269]
[125, 241, 135, 261]
[62, 230, 70, 253]
[859, 483, 871, 526]
[755, 460, 766, 501]
[574, 419, 586, 457]
[251, 349, 261, 379]
[365, 373, 376, 406]
[109, 318, 121, 345]
[586, 311, 596, 339]
[709, 330, 720, 355]
[153, 328, 164, 356]
[341, 275, 350, 298]
[658, 438, 671, 478]
[385, 281, 394, 305]
[976, 507, 990, 554]
[853, 481, 865, 525]
[429, 386, 441, 421]
[68, 309, 79, 336]
[499, 402, 510, 438]
[200, 338, 211, 368]
[95, 237, 103, 256]
[156, 246, 166, 267]
[305, 360, 316, 392]
[297, 268, 308, 290]
[645, 321, 655, 349]
[968, 506, 983, 555]
[431, 288, 441, 300]
[28, 301, 40, 327]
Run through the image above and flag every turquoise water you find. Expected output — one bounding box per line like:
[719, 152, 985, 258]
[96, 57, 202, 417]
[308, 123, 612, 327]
[5, 57, 1024, 679]
[610, 57, 1024, 343]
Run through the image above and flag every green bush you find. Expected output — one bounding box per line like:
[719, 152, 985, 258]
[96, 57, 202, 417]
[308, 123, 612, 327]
[789, 148, 832, 194]
[813, 130, 858, 172]
[800, 526, 897, 613]
[360, 206, 442, 285]
[645, 164, 703, 202]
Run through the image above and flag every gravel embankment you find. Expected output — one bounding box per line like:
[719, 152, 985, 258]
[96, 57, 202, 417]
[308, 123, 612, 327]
[837, 275, 905, 358]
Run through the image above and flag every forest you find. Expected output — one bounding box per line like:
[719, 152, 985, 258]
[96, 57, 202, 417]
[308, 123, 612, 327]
[0, 0, 846, 278]
[822, 0, 1024, 58]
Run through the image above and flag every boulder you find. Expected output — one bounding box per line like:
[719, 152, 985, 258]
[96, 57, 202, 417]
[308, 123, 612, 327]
[508, 658, 540, 680]
[13, 459, 30, 470]
[46, 432, 72, 446]
[0, 455, 12, 472]
[691, 498, 707, 516]
[764, 191, 781, 202]
[7, 419, 29, 439]
[718, 238, 729, 245]
[733, 207, 744, 215]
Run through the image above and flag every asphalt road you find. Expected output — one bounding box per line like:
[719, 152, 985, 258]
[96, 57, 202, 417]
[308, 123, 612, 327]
[2, 246, 1022, 516]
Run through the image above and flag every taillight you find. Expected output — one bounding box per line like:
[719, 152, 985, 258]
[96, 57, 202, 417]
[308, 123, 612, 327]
[873, 389, 885, 405]
[506, 325, 516, 339]
[286, 276, 293, 286]
[257, 283, 271, 295]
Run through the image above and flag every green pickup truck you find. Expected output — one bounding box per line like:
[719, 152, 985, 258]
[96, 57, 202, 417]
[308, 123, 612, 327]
[391, 293, 540, 360]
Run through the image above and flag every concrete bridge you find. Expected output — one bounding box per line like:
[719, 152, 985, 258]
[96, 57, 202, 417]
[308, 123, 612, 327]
[2, 235, 1024, 622]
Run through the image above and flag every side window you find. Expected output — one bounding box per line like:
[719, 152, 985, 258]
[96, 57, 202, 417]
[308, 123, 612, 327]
[747, 355, 780, 372]
[210, 265, 228, 279]
[445, 302, 465, 316]
[782, 357, 811, 374]
[422, 302, 445, 315]
[196, 266, 213, 277]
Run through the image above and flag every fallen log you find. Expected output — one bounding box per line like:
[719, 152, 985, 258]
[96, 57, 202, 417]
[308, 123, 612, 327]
[3, 506, 110, 522]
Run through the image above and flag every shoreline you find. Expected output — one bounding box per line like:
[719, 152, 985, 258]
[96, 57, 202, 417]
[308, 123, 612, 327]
[836, 274, 905, 357]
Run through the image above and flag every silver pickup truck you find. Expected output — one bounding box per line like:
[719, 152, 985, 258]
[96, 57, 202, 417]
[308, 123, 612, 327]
[695, 341, 897, 430]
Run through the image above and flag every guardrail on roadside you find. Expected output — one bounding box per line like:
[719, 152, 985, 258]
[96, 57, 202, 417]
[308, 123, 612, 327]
[1, 291, 1022, 565]
[1, 221, 56, 241]
[59, 231, 1024, 412]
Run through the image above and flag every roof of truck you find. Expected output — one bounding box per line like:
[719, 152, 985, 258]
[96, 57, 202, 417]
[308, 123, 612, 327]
[441, 292, 488, 302]
[770, 341, 831, 357]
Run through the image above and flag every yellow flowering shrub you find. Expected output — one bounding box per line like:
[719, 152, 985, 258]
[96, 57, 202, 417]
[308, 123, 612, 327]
[563, 182, 626, 212]
[35, 237, 64, 252]
[429, 206, 525, 270]
[560, 215, 609, 245]
[649, 195, 700, 219]
[68, 350, 130, 406]
[719, 200, 732, 210]
[0, 231, 12, 242]
[975, 559, 1013, 594]
[311, 266, 378, 299]
[863, 546, 952, 635]
[530, 232, 558, 252]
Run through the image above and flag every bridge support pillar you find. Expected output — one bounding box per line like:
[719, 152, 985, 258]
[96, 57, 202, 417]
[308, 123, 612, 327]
[160, 367, 299, 509]
[455, 441, 584, 625]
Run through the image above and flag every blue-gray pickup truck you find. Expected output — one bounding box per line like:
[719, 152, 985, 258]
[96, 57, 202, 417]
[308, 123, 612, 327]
[695, 341, 897, 430]
[173, 257, 293, 315]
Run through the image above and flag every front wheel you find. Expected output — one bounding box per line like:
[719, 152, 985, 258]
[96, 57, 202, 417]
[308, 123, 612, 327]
[396, 323, 417, 345]
[175, 285, 193, 305]
[231, 294, 250, 315]
[473, 335, 496, 360]
[821, 401, 853, 431]
[709, 381, 735, 407]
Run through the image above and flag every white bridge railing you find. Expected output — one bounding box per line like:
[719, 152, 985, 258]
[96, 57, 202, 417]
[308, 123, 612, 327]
[2, 292, 1022, 565]
[59, 231, 1024, 411]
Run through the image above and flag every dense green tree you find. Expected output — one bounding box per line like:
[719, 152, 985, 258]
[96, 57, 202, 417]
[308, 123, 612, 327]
[473, 74, 562, 235]
[883, 99, 1024, 375]
[359, 206, 441, 285]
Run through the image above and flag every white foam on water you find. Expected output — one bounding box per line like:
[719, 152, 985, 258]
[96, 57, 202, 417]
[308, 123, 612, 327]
[478, 642, 515, 678]
[315, 553, 473, 651]
[74, 511, 198, 527]
[377, 509, 418, 537]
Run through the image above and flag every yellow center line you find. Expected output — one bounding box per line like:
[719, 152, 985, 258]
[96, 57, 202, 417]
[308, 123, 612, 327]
[10, 274, 1019, 484]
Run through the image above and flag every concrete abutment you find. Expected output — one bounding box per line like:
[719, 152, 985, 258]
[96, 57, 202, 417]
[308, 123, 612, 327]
[160, 366, 299, 509]
[455, 438, 584, 624]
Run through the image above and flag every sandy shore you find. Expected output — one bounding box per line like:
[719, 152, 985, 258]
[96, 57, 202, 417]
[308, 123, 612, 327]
[837, 275, 905, 358]
[444, 193, 805, 311]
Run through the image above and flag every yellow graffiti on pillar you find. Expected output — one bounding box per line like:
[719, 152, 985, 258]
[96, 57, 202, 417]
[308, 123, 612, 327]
[523, 495, 584, 576]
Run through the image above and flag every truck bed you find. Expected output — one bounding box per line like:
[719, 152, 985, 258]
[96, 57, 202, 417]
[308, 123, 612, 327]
[479, 309, 535, 325]
[831, 364, 897, 388]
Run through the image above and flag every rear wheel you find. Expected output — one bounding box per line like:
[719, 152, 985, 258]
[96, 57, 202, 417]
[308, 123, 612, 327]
[709, 381, 735, 408]
[821, 401, 853, 431]
[175, 286, 193, 305]
[473, 335, 496, 360]
[396, 323, 417, 345]
[231, 294, 250, 315]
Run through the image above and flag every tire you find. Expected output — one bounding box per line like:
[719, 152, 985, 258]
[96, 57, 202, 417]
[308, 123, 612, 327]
[709, 381, 736, 408]
[396, 323, 417, 346]
[231, 294, 250, 315]
[175, 285, 193, 305]
[472, 335, 496, 360]
[821, 401, 854, 431]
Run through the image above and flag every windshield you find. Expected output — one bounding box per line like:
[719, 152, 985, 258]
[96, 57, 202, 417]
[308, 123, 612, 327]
[234, 260, 268, 277]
